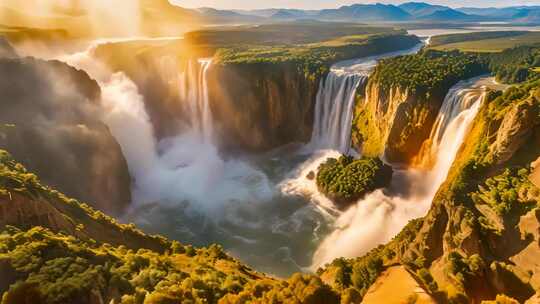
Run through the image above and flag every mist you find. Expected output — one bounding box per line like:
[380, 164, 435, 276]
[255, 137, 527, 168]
[62, 43, 275, 218]
[310, 78, 488, 268]
[1, 0, 141, 38]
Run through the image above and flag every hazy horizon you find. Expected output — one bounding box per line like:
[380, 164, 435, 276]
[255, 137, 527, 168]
[173, 0, 540, 10]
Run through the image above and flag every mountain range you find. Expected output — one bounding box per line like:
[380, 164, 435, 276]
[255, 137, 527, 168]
[199, 2, 540, 24]
[3, 1, 540, 39]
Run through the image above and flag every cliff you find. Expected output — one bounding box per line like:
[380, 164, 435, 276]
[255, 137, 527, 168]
[354, 82, 443, 164]
[205, 34, 421, 151]
[206, 61, 319, 151]
[0, 150, 166, 252]
[320, 81, 540, 303]
[353, 50, 488, 165]
[0, 149, 344, 304]
[0, 55, 132, 215]
[94, 34, 420, 152]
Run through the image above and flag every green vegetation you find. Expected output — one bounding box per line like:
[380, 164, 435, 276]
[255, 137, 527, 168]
[0, 149, 347, 304]
[426, 32, 540, 83]
[447, 78, 540, 204]
[429, 31, 529, 49]
[317, 247, 384, 298]
[316, 155, 392, 207]
[190, 22, 417, 80]
[0, 149, 167, 251]
[214, 33, 420, 79]
[316, 219, 425, 298]
[489, 46, 540, 83]
[428, 31, 540, 53]
[471, 168, 540, 216]
[185, 22, 403, 47]
[371, 49, 488, 98]
[0, 226, 258, 304]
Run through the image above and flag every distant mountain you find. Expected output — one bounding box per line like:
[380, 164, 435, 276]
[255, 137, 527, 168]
[398, 2, 451, 17]
[513, 8, 540, 23]
[457, 7, 522, 18]
[271, 10, 302, 20]
[457, 6, 540, 22]
[231, 9, 280, 18]
[198, 2, 540, 24]
[196, 7, 262, 22]
[270, 9, 316, 20]
[419, 8, 480, 21]
[318, 3, 412, 22]
[232, 8, 319, 19]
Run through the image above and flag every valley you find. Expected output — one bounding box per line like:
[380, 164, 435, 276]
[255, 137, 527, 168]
[1, 1, 540, 303]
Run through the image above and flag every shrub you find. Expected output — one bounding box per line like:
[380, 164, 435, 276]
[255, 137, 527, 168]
[316, 155, 392, 207]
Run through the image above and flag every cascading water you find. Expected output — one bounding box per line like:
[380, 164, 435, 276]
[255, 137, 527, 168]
[46, 37, 459, 277]
[178, 58, 214, 142]
[310, 77, 489, 268]
[56, 41, 323, 277]
[311, 72, 367, 153]
[60, 42, 271, 211]
[283, 41, 427, 214]
[309, 40, 426, 154]
[414, 78, 487, 169]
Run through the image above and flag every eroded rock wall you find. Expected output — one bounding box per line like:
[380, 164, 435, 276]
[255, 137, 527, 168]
[0, 57, 132, 215]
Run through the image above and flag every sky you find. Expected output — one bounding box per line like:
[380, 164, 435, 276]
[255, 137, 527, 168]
[173, 0, 540, 10]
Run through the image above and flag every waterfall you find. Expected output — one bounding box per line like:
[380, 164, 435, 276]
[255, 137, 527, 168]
[311, 77, 488, 268]
[414, 78, 487, 169]
[309, 41, 426, 154]
[310, 70, 367, 153]
[179, 58, 214, 142]
[59, 42, 270, 211]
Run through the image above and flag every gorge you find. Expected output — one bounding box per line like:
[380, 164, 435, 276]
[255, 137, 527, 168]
[1, 11, 540, 303]
[313, 77, 492, 267]
[45, 33, 485, 278]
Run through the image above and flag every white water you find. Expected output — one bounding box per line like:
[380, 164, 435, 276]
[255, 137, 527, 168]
[310, 41, 426, 154]
[416, 77, 488, 169]
[45, 40, 331, 277]
[178, 58, 214, 142]
[61, 43, 272, 213]
[48, 37, 487, 276]
[311, 73, 366, 153]
[285, 41, 428, 227]
[310, 77, 488, 268]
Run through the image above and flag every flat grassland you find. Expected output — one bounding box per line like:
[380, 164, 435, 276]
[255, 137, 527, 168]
[429, 31, 540, 52]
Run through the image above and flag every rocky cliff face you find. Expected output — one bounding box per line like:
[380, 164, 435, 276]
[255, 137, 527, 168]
[323, 84, 540, 303]
[92, 42, 327, 151]
[93, 35, 421, 152]
[352, 51, 487, 166]
[207, 62, 320, 151]
[0, 56, 132, 215]
[0, 149, 166, 252]
[354, 82, 444, 164]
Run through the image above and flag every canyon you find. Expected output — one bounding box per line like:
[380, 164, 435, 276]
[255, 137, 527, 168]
[0, 16, 539, 304]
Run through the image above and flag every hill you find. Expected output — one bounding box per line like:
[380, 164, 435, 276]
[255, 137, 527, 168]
[418, 9, 480, 21]
[318, 4, 412, 22]
[513, 8, 540, 23]
[399, 2, 452, 17]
